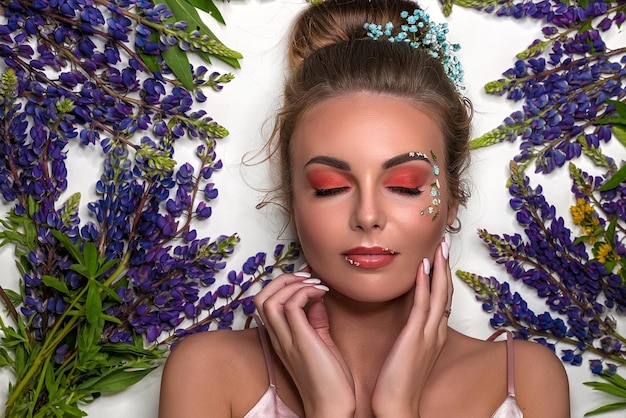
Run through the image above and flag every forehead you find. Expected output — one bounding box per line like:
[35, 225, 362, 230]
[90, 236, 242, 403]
[291, 93, 446, 163]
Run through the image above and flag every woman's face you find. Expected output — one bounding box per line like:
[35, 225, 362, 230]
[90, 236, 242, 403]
[291, 93, 458, 303]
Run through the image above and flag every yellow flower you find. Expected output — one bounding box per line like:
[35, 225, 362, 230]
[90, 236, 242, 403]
[597, 243, 612, 264]
[596, 242, 622, 266]
[570, 197, 600, 243]
[570, 198, 595, 225]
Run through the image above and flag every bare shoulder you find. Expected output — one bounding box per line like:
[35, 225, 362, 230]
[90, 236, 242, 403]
[159, 328, 267, 418]
[512, 338, 570, 417]
[437, 330, 570, 417]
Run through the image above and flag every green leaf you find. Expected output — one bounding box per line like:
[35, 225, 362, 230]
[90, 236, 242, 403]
[602, 372, 626, 391]
[92, 278, 122, 304]
[3, 288, 22, 307]
[44, 357, 57, 399]
[79, 367, 158, 393]
[614, 125, 626, 149]
[70, 263, 90, 277]
[584, 401, 626, 416]
[185, 0, 225, 24]
[100, 343, 165, 359]
[607, 99, 626, 119]
[605, 216, 617, 245]
[598, 164, 626, 191]
[583, 381, 626, 398]
[158, 0, 241, 68]
[162, 41, 194, 90]
[595, 116, 626, 125]
[51, 230, 84, 264]
[27, 195, 37, 217]
[83, 241, 99, 278]
[0, 347, 14, 368]
[86, 282, 102, 325]
[42, 275, 71, 295]
[139, 30, 161, 74]
[100, 314, 122, 325]
[94, 258, 120, 279]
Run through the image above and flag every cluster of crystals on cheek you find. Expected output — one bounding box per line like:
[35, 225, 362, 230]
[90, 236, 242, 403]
[414, 151, 440, 220]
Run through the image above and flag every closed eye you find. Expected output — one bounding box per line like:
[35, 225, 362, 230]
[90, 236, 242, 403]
[314, 187, 349, 197]
[387, 186, 422, 196]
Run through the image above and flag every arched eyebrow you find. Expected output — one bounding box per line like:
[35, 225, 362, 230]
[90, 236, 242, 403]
[305, 156, 350, 170]
[382, 152, 432, 170]
[305, 152, 432, 171]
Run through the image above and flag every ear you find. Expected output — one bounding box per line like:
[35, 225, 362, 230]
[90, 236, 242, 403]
[446, 198, 460, 230]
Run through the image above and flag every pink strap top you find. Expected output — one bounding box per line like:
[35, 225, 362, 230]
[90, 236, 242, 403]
[244, 315, 299, 418]
[244, 317, 523, 418]
[488, 329, 524, 418]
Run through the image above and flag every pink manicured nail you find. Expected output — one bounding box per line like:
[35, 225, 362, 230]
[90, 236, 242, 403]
[313, 284, 330, 291]
[294, 271, 311, 278]
[302, 278, 321, 284]
[422, 258, 431, 275]
[444, 232, 451, 248]
[297, 262, 308, 270]
[441, 242, 449, 260]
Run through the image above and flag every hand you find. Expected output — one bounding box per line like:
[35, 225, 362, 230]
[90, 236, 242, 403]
[254, 267, 356, 417]
[371, 238, 453, 417]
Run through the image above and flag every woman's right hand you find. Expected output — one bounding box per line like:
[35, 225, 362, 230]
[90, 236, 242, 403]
[254, 268, 356, 417]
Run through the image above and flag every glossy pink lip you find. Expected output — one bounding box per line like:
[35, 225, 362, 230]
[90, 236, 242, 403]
[342, 246, 398, 269]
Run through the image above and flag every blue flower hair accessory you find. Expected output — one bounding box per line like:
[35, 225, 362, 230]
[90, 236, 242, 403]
[363, 9, 464, 91]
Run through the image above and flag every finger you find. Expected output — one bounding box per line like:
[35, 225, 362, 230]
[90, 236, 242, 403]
[307, 298, 329, 333]
[412, 257, 432, 329]
[259, 280, 325, 350]
[282, 285, 330, 342]
[254, 269, 312, 315]
[423, 242, 451, 331]
[443, 233, 454, 308]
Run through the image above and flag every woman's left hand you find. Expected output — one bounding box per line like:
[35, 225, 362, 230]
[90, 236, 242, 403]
[371, 238, 452, 418]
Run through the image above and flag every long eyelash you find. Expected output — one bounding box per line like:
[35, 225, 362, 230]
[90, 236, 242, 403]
[388, 186, 422, 196]
[314, 187, 348, 197]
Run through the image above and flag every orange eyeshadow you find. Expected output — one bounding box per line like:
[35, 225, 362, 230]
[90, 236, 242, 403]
[383, 167, 428, 188]
[306, 170, 350, 189]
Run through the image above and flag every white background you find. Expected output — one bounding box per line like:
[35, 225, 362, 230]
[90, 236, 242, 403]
[0, 0, 625, 416]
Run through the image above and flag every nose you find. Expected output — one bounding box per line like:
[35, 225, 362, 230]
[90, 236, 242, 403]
[349, 187, 386, 231]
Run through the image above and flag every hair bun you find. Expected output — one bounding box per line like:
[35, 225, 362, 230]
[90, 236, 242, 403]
[288, 0, 421, 70]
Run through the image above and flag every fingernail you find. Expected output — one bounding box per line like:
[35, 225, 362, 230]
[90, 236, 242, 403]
[444, 232, 451, 248]
[422, 258, 431, 275]
[302, 278, 321, 284]
[313, 284, 330, 291]
[297, 262, 308, 270]
[441, 242, 449, 260]
[294, 271, 311, 278]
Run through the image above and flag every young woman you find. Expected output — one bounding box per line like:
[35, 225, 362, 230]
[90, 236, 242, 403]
[159, 1, 570, 416]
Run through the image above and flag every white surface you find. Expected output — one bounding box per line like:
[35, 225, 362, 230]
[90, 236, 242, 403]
[0, 1, 625, 416]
